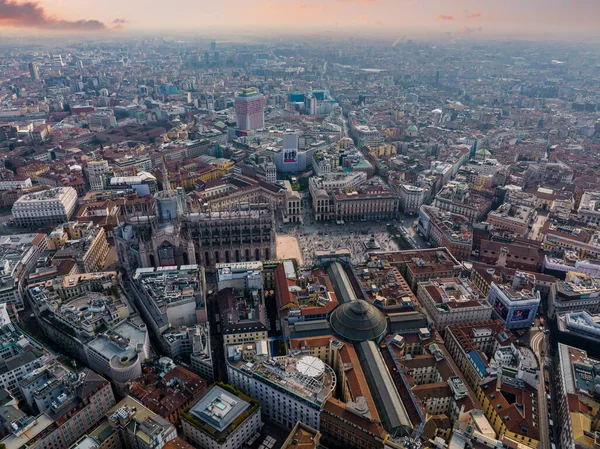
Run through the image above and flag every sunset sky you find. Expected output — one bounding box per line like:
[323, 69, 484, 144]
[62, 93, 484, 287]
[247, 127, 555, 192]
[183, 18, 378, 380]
[0, 0, 598, 38]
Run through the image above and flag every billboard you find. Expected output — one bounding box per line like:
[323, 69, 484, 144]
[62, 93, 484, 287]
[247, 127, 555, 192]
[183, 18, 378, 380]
[283, 149, 298, 164]
[511, 307, 532, 322]
[493, 299, 509, 320]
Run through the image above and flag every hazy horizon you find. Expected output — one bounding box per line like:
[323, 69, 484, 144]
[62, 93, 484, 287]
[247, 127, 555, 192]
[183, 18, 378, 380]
[0, 0, 599, 43]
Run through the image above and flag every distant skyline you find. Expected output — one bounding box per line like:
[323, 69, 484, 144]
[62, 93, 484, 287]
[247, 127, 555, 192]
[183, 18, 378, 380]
[0, 0, 599, 39]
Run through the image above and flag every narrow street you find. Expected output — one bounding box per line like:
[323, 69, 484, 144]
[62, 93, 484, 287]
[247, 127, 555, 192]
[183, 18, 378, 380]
[530, 328, 550, 449]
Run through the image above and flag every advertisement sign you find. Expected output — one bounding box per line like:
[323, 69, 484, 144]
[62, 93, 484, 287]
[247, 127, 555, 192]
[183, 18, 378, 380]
[493, 299, 509, 320]
[284, 149, 297, 164]
[511, 308, 532, 322]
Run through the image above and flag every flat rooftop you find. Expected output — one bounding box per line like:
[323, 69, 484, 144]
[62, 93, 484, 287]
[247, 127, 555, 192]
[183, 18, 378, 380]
[228, 343, 335, 406]
[134, 266, 203, 307]
[189, 385, 250, 432]
[87, 319, 147, 366]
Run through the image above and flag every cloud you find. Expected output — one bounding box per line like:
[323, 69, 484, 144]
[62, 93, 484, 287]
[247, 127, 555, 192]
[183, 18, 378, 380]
[112, 18, 128, 30]
[435, 14, 455, 21]
[0, 0, 107, 31]
[352, 15, 369, 22]
[340, 0, 377, 3]
[465, 10, 483, 19]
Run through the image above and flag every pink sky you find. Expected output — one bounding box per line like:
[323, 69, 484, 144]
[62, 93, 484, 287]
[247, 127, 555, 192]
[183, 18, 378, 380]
[0, 0, 598, 38]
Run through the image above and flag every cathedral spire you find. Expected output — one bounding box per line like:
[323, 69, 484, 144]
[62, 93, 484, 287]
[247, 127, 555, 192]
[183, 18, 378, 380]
[161, 156, 171, 192]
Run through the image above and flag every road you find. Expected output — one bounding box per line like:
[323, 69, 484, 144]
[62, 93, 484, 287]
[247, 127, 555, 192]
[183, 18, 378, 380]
[530, 328, 550, 449]
[529, 212, 548, 241]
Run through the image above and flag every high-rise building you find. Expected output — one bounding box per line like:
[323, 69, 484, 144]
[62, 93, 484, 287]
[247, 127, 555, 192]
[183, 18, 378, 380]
[234, 88, 266, 130]
[28, 62, 40, 80]
[86, 159, 111, 191]
[52, 54, 64, 69]
[210, 41, 217, 52]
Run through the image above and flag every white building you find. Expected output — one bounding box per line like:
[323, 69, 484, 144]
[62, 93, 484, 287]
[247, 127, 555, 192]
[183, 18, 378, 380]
[0, 177, 32, 191]
[226, 342, 336, 430]
[577, 191, 600, 225]
[265, 163, 277, 184]
[0, 233, 46, 311]
[399, 184, 425, 215]
[85, 319, 150, 395]
[182, 385, 262, 449]
[0, 315, 55, 401]
[12, 187, 78, 228]
[107, 172, 158, 196]
[86, 160, 111, 191]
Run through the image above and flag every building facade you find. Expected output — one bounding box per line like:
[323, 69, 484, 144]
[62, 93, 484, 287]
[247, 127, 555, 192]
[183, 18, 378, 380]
[12, 187, 78, 228]
[234, 88, 266, 130]
[416, 278, 492, 332]
[399, 184, 425, 215]
[487, 272, 540, 329]
[418, 206, 473, 261]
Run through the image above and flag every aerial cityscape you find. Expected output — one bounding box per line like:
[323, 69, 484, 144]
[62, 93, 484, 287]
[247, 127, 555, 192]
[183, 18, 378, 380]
[0, 2, 599, 449]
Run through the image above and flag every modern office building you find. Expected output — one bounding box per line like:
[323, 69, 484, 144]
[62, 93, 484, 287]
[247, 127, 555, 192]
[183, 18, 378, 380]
[234, 88, 266, 130]
[557, 311, 600, 354]
[0, 313, 55, 402]
[0, 176, 32, 191]
[12, 187, 78, 228]
[181, 385, 261, 449]
[487, 271, 541, 329]
[28, 62, 40, 80]
[106, 172, 158, 196]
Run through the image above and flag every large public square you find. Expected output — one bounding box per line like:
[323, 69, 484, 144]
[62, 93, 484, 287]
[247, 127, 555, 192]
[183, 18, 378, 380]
[275, 193, 424, 267]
